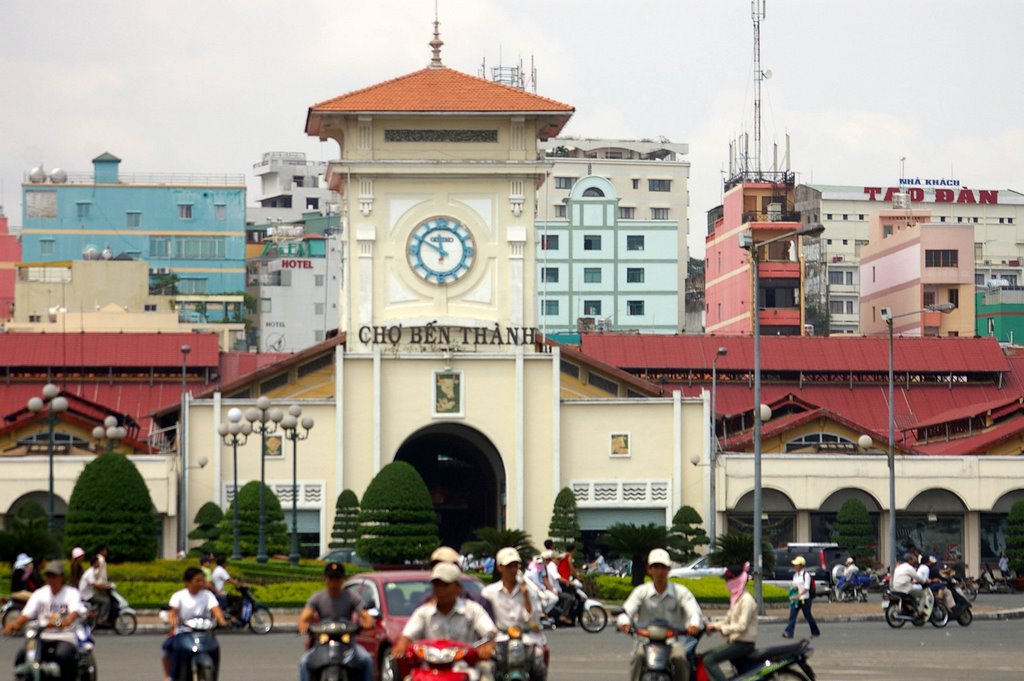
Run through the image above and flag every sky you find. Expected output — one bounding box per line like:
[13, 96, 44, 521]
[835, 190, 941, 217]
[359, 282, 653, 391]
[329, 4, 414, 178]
[2, 1, 1022, 258]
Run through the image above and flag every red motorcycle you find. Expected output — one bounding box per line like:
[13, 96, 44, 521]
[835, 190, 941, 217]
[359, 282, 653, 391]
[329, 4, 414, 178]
[402, 638, 485, 681]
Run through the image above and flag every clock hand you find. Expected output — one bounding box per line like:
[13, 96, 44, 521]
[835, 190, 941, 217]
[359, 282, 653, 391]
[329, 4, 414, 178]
[424, 233, 448, 259]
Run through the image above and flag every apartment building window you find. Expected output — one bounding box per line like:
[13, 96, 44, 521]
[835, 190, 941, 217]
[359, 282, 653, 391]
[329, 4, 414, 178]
[973, 217, 979, 224]
[314, 330, 325, 342]
[939, 216, 946, 222]
[583, 235, 601, 251]
[825, 213, 833, 220]
[543, 300, 559, 316]
[957, 217, 963, 223]
[1010, 218, 1015, 225]
[627, 300, 645, 316]
[178, 204, 193, 219]
[540, 234, 559, 251]
[28, 314, 42, 323]
[175, 237, 225, 259]
[541, 267, 559, 283]
[626, 235, 645, 251]
[845, 272, 853, 285]
[1006, 274, 1019, 286]
[76, 202, 91, 219]
[314, 274, 325, 286]
[925, 249, 958, 267]
[631, 179, 639, 190]
[883, 224, 893, 238]
[626, 267, 645, 283]
[554, 177, 576, 190]
[651, 207, 669, 220]
[976, 274, 986, 285]
[554, 204, 567, 218]
[845, 300, 854, 314]
[293, 176, 305, 188]
[828, 271, 844, 285]
[842, 214, 849, 220]
[583, 300, 602, 315]
[975, 243, 984, 260]
[924, 291, 936, 307]
[260, 298, 272, 313]
[177, 278, 208, 294]
[948, 288, 959, 308]
[144, 304, 158, 312]
[999, 218, 1006, 224]
[215, 204, 226, 221]
[40, 239, 56, 256]
[859, 214, 865, 220]
[126, 211, 141, 227]
[583, 268, 602, 284]
[648, 179, 671, 192]
[314, 302, 325, 315]
[829, 300, 844, 314]
[150, 237, 171, 258]
[618, 207, 635, 219]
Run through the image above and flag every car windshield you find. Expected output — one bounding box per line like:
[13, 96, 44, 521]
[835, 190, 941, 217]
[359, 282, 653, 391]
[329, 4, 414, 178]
[382, 580, 432, 616]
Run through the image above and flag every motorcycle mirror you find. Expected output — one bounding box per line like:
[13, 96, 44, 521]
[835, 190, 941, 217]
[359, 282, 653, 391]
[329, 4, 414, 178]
[366, 608, 379, 618]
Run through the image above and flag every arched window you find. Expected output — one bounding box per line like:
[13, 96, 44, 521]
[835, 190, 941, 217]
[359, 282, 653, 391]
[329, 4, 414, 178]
[16, 431, 90, 454]
[785, 432, 856, 452]
[582, 187, 604, 197]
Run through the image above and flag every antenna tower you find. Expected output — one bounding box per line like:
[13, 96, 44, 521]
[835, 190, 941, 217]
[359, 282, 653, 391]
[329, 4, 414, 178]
[752, 0, 766, 176]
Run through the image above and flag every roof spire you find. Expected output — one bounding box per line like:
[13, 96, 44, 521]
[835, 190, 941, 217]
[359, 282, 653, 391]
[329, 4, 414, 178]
[429, 1, 444, 69]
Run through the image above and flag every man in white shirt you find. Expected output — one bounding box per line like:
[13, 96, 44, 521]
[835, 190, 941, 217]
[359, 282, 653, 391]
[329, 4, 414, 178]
[162, 567, 228, 681]
[617, 549, 703, 681]
[210, 554, 240, 621]
[392, 562, 497, 663]
[89, 545, 112, 624]
[482, 548, 546, 680]
[4, 560, 84, 681]
[892, 553, 928, 612]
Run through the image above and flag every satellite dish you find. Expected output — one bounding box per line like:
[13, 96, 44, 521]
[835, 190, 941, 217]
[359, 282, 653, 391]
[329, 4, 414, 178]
[763, 69, 773, 79]
[82, 245, 99, 260]
[29, 166, 47, 183]
[101, 247, 113, 260]
[49, 168, 67, 184]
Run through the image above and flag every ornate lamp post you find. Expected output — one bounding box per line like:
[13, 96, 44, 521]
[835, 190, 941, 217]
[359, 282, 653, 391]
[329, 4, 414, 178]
[27, 384, 69, 536]
[709, 346, 728, 550]
[178, 344, 191, 555]
[280, 405, 315, 567]
[217, 408, 251, 561]
[91, 416, 127, 454]
[245, 397, 283, 564]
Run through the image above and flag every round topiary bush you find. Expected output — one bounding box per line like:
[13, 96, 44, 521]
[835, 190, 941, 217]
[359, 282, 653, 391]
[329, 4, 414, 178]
[188, 501, 223, 556]
[64, 453, 158, 561]
[330, 489, 360, 550]
[214, 482, 288, 557]
[356, 462, 438, 565]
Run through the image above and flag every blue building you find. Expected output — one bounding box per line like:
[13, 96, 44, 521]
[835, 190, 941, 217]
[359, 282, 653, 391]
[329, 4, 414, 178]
[21, 153, 246, 294]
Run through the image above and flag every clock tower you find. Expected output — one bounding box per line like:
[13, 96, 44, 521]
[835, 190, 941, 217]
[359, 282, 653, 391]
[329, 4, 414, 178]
[306, 37, 574, 353]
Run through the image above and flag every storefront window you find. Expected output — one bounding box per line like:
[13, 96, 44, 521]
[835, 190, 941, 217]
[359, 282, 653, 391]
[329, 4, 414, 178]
[727, 514, 795, 549]
[896, 514, 963, 563]
[979, 513, 1008, 564]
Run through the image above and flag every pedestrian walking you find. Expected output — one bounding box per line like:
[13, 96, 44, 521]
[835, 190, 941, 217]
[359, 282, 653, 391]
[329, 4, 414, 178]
[782, 556, 820, 639]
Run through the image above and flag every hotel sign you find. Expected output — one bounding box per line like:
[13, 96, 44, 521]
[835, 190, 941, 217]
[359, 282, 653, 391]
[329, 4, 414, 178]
[863, 185, 999, 204]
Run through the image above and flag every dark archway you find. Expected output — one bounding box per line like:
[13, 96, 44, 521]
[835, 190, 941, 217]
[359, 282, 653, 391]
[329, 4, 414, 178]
[394, 423, 505, 550]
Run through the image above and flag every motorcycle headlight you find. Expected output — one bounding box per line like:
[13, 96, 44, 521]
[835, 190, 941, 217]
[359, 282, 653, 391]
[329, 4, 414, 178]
[319, 634, 329, 645]
[645, 646, 668, 668]
[508, 640, 526, 665]
[413, 644, 464, 665]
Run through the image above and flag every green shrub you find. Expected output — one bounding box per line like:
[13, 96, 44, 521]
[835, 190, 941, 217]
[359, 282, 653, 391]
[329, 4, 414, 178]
[590, 574, 789, 605]
[834, 498, 875, 566]
[356, 462, 439, 564]
[212, 482, 289, 557]
[188, 502, 223, 555]
[1007, 499, 1024, 575]
[0, 501, 61, 561]
[547, 487, 581, 550]
[329, 489, 360, 549]
[667, 505, 709, 563]
[64, 453, 158, 561]
[600, 523, 669, 586]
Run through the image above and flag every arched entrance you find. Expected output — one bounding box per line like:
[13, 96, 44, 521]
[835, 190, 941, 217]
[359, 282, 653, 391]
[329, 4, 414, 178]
[394, 424, 505, 550]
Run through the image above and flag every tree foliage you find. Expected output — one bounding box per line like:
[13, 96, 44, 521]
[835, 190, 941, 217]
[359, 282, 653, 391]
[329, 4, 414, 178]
[706, 532, 775, 576]
[833, 498, 875, 566]
[461, 527, 538, 580]
[64, 453, 158, 562]
[600, 523, 669, 587]
[212, 481, 288, 557]
[667, 505, 709, 563]
[188, 502, 223, 556]
[547, 487, 581, 550]
[1007, 500, 1024, 575]
[0, 501, 61, 561]
[355, 462, 438, 565]
[330, 489, 361, 549]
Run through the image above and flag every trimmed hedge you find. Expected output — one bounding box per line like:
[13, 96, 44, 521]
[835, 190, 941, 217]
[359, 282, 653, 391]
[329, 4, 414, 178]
[590, 574, 790, 604]
[212, 482, 289, 557]
[356, 462, 438, 564]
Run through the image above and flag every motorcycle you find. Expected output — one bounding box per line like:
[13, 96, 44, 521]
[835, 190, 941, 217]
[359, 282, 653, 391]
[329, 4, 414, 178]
[85, 584, 137, 635]
[402, 638, 487, 681]
[171, 617, 220, 681]
[550, 578, 607, 633]
[978, 565, 1015, 594]
[494, 626, 545, 681]
[1, 594, 27, 632]
[959, 575, 979, 601]
[14, 622, 97, 681]
[225, 585, 274, 634]
[938, 575, 974, 627]
[882, 587, 948, 628]
[306, 620, 363, 681]
[830, 573, 870, 603]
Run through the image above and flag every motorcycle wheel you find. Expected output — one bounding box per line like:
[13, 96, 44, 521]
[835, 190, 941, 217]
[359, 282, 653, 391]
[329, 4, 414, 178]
[196, 665, 215, 681]
[249, 606, 273, 634]
[884, 604, 906, 628]
[78, 651, 98, 681]
[379, 646, 398, 681]
[767, 672, 810, 681]
[579, 604, 607, 633]
[930, 604, 949, 628]
[964, 583, 978, 602]
[322, 667, 342, 681]
[114, 612, 137, 635]
[957, 608, 973, 626]
[858, 590, 868, 603]
[2, 605, 22, 631]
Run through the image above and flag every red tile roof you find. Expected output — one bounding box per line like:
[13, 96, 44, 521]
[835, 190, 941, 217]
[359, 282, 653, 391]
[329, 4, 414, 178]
[0, 332, 220, 368]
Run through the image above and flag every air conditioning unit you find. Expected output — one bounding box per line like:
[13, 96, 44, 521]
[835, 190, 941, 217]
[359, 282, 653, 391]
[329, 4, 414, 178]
[983, 260, 992, 265]
[892, 193, 910, 209]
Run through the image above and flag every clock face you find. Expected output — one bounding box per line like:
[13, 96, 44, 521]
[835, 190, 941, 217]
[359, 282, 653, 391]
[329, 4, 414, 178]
[407, 217, 475, 284]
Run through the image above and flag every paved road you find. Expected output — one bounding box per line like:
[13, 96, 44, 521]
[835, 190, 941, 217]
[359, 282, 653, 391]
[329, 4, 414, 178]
[2, 615, 1018, 681]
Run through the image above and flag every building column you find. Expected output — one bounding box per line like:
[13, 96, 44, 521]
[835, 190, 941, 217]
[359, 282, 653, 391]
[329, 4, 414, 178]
[515, 347, 525, 528]
[551, 346, 561, 502]
[507, 226, 526, 326]
[356, 225, 375, 350]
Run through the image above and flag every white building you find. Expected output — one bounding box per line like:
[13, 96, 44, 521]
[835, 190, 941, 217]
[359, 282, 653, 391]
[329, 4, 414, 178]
[795, 183, 1024, 334]
[536, 138, 690, 332]
[247, 151, 339, 225]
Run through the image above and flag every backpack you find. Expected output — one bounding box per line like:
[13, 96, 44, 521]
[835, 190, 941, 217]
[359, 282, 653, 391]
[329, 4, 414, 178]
[808, 575, 818, 599]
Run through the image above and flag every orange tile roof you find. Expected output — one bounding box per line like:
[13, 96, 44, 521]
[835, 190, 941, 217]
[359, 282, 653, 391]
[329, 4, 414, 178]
[310, 67, 575, 114]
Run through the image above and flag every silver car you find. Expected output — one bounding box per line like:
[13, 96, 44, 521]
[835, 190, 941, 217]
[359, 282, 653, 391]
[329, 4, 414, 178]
[668, 555, 726, 579]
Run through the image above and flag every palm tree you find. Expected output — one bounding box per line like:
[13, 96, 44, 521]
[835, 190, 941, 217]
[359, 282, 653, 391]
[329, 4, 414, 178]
[600, 523, 669, 586]
[461, 527, 538, 581]
[706, 532, 775, 575]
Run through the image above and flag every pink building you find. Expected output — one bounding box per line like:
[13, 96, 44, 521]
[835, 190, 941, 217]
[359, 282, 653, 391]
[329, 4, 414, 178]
[705, 177, 813, 336]
[859, 208, 975, 336]
[0, 207, 19, 321]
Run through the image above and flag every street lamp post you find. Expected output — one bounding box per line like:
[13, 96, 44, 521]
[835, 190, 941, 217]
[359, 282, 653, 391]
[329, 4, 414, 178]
[27, 384, 69, 536]
[280, 405, 315, 567]
[245, 397, 283, 564]
[217, 408, 251, 561]
[740, 222, 824, 614]
[709, 346, 728, 550]
[881, 302, 955, 576]
[179, 344, 190, 555]
[91, 416, 127, 454]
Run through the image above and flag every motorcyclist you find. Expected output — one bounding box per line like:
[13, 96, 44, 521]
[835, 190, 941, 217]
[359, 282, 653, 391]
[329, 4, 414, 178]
[481, 547, 546, 680]
[891, 553, 928, 614]
[924, 556, 954, 611]
[296, 561, 375, 681]
[161, 567, 228, 681]
[617, 548, 703, 681]
[10, 553, 42, 602]
[838, 557, 859, 596]
[702, 563, 757, 681]
[392, 562, 497, 665]
[3, 560, 84, 681]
